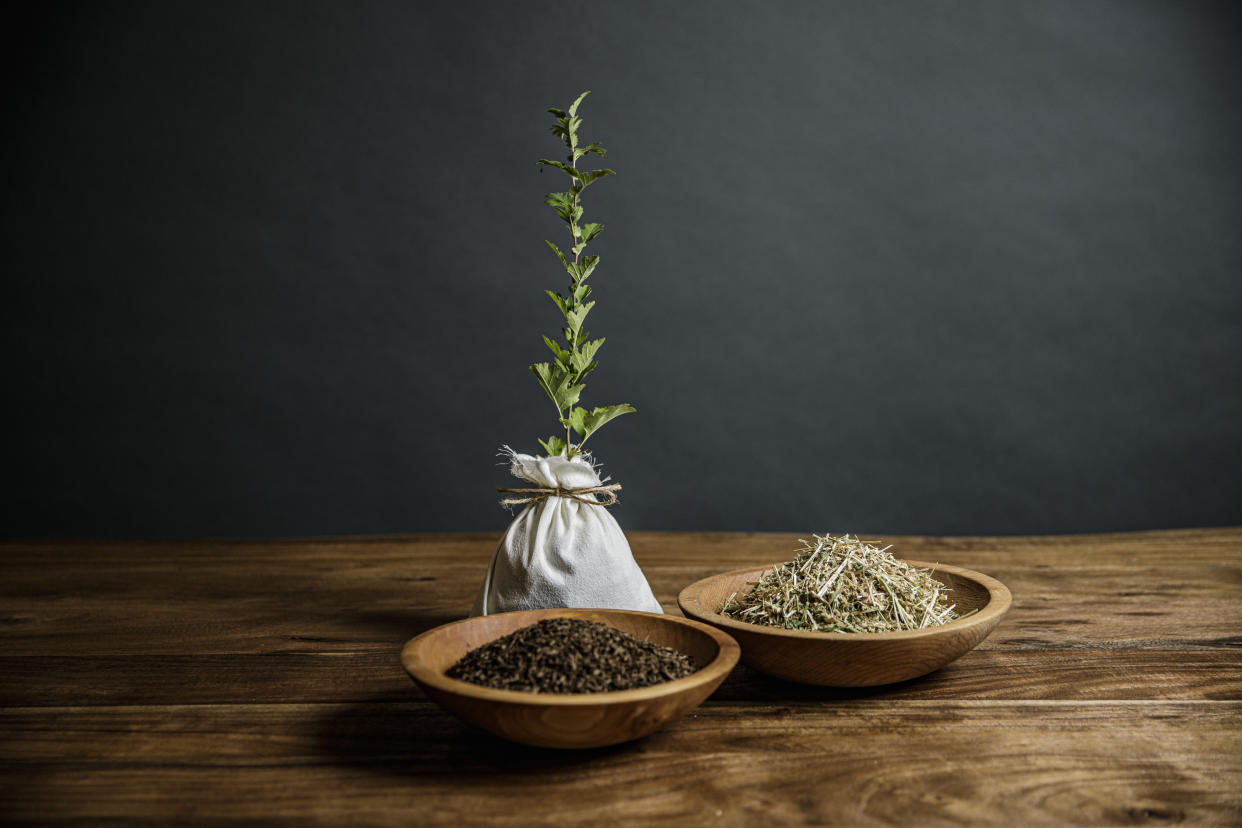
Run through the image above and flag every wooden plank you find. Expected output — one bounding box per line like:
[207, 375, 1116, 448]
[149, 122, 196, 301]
[1, 701, 1238, 825]
[2, 531, 1239, 657]
[1, 649, 1239, 707]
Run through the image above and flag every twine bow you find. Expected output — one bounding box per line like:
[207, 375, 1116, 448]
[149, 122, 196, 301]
[497, 483, 621, 509]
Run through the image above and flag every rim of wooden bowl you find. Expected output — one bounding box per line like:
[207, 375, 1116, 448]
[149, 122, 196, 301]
[401, 607, 741, 706]
[677, 560, 1011, 642]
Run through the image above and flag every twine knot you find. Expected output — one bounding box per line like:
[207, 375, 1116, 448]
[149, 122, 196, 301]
[497, 483, 621, 509]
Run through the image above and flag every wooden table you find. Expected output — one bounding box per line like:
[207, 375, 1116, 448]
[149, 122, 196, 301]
[2, 530, 1240, 825]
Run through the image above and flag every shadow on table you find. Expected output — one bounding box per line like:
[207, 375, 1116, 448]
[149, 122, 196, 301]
[313, 668, 947, 779]
[709, 661, 966, 702]
[313, 692, 634, 778]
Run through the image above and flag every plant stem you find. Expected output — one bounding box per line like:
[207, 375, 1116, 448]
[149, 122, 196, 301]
[564, 148, 583, 454]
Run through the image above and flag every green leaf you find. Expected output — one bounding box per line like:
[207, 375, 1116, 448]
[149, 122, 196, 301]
[565, 300, 595, 334]
[545, 290, 568, 316]
[544, 240, 567, 267]
[578, 255, 600, 281]
[531, 361, 553, 386]
[572, 284, 591, 302]
[546, 107, 567, 118]
[578, 337, 605, 363]
[580, 222, 604, 242]
[574, 142, 606, 161]
[569, 350, 594, 374]
[542, 335, 571, 367]
[550, 374, 585, 410]
[529, 362, 560, 408]
[536, 159, 581, 178]
[537, 435, 567, 456]
[577, 404, 637, 445]
[544, 192, 574, 221]
[576, 360, 599, 381]
[533, 362, 583, 411]
[565, 406, 588, 437]
[568, 91, 590, 117]
[579, 169, 615, 186]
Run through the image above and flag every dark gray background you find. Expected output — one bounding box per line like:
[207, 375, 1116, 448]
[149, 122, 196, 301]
[4, 1, 1240, 538]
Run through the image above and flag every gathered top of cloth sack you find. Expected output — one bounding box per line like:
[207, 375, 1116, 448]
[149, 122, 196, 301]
[471, 451, 663, 616]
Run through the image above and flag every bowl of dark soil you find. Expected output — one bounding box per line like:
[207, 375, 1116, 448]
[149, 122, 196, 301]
[400, 608, 740, 748]
[678, 535, 1011, 687]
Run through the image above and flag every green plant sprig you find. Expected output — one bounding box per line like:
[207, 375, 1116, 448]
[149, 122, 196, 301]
[530, 91, 635, 458]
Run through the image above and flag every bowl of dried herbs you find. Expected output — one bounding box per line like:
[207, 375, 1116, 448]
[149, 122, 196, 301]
[677, 534, 1011, 686]
[401, 608, 739, 748]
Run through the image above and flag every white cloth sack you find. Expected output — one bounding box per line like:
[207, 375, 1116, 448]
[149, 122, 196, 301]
[471, 452, 662, 616]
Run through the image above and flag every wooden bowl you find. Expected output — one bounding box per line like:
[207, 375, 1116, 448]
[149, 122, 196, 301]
[400, 608, 740, 749]
[678, 561, 1011, 687]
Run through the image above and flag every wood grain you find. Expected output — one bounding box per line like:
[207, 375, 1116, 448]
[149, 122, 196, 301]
[1, 702, 1238, 825]
[2, 648, 1240, 707]
[2, 528, 1241, 824]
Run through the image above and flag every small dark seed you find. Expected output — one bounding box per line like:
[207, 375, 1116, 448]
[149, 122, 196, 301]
[445, 618, 697, 694]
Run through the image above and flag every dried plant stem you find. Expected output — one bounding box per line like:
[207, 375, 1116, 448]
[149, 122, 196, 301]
[720, 534, 961, 634]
